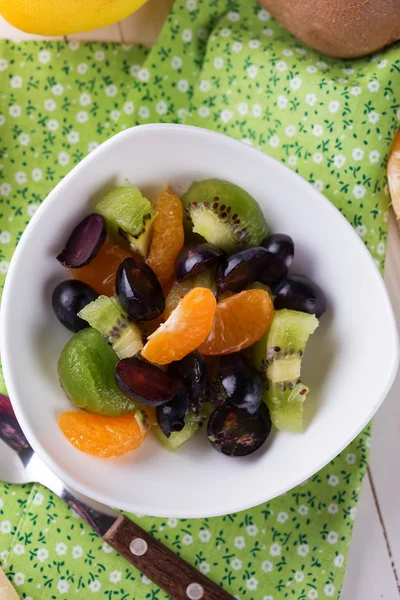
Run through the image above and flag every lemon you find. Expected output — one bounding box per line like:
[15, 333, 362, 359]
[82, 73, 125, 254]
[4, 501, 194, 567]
[0, 0, 148, 36]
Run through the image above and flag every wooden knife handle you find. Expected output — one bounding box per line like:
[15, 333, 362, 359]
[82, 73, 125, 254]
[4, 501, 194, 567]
[103, 515, 235, 600]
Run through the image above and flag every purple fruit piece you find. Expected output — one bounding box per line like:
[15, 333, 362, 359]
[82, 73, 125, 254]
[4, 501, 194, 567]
[115, 356, 176, 406]
[175, 243, 225, 282]
[57, 213, 107, 268]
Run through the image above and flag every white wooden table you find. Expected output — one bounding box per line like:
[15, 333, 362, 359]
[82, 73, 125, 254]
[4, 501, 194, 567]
[1, 5, 400, 598]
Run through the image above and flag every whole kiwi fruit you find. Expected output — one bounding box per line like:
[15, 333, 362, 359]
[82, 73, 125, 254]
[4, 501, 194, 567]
[258, 0, 400, 58]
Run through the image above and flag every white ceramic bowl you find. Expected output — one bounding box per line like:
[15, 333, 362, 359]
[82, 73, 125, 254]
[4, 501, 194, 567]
[1, 124, 399, 518]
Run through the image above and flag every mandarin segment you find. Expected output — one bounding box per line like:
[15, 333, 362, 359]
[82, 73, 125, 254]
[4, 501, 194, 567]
[59, 410, 147, 458]
[141, 287, 217, 365]
[388, 127, 400, 220]
[146, 188, 184, 289]
[198, 289, 274, 355]
[72, 237, 133, 296]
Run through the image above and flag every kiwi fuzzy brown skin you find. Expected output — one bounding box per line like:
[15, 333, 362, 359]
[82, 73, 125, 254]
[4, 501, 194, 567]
[258, 0, 400, 58]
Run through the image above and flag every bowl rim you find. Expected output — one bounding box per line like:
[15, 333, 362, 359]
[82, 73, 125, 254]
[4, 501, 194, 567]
[1, 123, 399, 517]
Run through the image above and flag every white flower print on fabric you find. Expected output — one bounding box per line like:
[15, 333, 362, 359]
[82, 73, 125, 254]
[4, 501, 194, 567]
[313, 180, 324, 191]
[36, 548, 48, 563]
[182, 534, 193, 545]
[276, 61, 287, 72]
[199, 529, 212, 542]
[234, 536, 246, 550]
[56, 543, 67, 556]
[72, 546, 83, 559]
[246, 524, 258, 536]
[79, 93, 91, 106]
[290, 76, 302, 90]
[38, 50, 51, 64]
[19, 134, 30, 146]
[9, 105, 21, 117]
[89, 580, 101, 592]
[368, 111, 380, 124]
[333, 155, 346, 168]
[262, 560, 273, 573]
[298, 544, 309, 557]
[0, 231, 11, 244]
[368, 80, 380, 92]
[312, 124, 323, 136]
[327, 531, 339, 544]
[269, 135, 280, 147]
[33, 491, 44, 504]
[109, 570, 122, 583]
[10, 76, 23, 89]
[353, 185, 366, 199]
[231, 558, 242, 571]
[13, 573, 25, 586]
[298, 505, 309, 516]
[270, 543, 281, 556]
[277, 512, 289, 523]
[0, 183, 11, 197]
[102, 542, 113, 554]
[58, 151, 70, 166]
[77, 63, 88, 75]
[199, 562, 210, 574]
[334, 554, 345, 567]
[14, 544, 25, 555]
[57, 580, 70, 593]
[324, 584, 336, 596]
[247, 577, 258, 591]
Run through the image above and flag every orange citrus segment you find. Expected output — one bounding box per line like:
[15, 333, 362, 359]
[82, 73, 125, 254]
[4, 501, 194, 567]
[59, 411, 147, 458]
[72, 237, 133, 296]
[141, 288, 217, 365]
[198, 289, 274, 355]
[146, 188, 184, 290]
[388, 127, 400, 219]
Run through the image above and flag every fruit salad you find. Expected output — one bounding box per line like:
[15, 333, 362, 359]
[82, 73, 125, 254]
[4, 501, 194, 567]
[52, 179, 326, 459]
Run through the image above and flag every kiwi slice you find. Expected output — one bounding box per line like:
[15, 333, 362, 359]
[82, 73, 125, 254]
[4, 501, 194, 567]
[96, 180, 155, 256]
[181, 179, 268, 251]
[155, 415, 200, 450]
[58, 328, 136, 416]
[165, 269, 216, 317]
[252, 309, 318, 432]
[78, 295, 143, 359]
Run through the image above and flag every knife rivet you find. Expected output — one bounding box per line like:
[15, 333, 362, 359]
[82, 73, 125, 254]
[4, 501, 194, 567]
[129, 538, 148, 556]
[186, 583, 204, 599]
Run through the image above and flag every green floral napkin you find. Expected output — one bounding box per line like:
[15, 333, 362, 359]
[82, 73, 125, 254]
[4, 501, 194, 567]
[0, 0, 399, 597]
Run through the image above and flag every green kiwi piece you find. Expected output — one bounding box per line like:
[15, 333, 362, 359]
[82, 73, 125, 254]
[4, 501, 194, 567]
[96, 180, 155, 256]
[181, 178, 268, 251]
[58, 328, 136, 416]
[78, 295, 143, 359]
[165, 269, 217, 316]
[155, 415, 200, 450]
[251, 309, 318, 432]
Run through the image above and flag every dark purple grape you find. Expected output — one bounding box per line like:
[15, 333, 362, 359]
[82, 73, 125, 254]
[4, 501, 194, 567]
[207, 403, 271, 457]
[167, 351, 208, 408]
[116, 257, 165, 321]
[216, 247, 270, 293]
[273, 274, 326, 317]
[219, 354, 263, 414]
[52, 280, 98, 332]
[57, 214, 106, 268]
[156, 381, 189, 438]
[115, 356, 176, 406]
[259, 234, 294, 284]
[175, 244, 224, 282]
